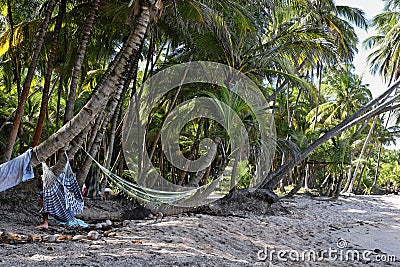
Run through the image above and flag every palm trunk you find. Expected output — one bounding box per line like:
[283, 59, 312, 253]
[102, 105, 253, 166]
[372, 144, 382, 189]
[77, 55, 138, 185]
[286, 173, 304, 197]
[179, 117, 205, 185]
[148, 55, 193, 161]
[64, 0, 101, 123]
[50, 124, 93, 176]
[331, 163, 344, 200]
[4, 0, 57, 161]
[261, 80, 400, 192]
[372, 113, 392, 189]
[355, 147, 373, 193]
[346, 117, 377, 193]
[105, 46, 142, 170]
[31, 4, 152, 167]
[76, 80, 126, 185]
[313, 63, 323, 131]
[7, 0, 22, 96]
[55, 76, 64, 128]
[32, 0, 66, 147]
[341, 152, 354, 194]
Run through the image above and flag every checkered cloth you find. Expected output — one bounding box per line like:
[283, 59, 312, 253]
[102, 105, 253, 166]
[42, 159, 84, 222]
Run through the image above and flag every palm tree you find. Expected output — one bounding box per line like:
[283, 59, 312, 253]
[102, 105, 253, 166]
[3, 0, 57, 161]
[365, 0, 400, 85]
[31, 0, 67, 147]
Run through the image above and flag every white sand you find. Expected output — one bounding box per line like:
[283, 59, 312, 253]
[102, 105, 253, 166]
[1, 194, 399, 266]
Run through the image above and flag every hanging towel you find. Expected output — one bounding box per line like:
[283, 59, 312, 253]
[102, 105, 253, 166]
[42, 158, 84, 222]
[0, 149, 34, 192]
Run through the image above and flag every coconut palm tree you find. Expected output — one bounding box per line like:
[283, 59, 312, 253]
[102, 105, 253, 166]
[365, 0, 400, 85]
[3, 0, 57, 161]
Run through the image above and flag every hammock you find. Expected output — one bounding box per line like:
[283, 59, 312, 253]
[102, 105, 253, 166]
[42, 157, 84, 222]
[82, 149, 209, 204]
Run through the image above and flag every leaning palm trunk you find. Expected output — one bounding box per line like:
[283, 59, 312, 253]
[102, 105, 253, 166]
[260, 79, 400, 194]
[64, 0, 101, 123]
[105, 49, 142, 170]
[76, 66, 131, 185]
[4, 0, 57, 161]
[31, 4, 152, 167]
[78, 49, 141, 185]
[50, 124, 94, 176]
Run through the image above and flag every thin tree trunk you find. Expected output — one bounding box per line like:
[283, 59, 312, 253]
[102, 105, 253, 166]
[341, 152, 354, 194]
[4, 0, 57, 161]
[279, 154, 286, 193]
[313, 63, 322, 131]
[179, 117, 205, 185]
[372, 113, 392, 189]
[286, 174, 304, 197]
[7, 0, 22, 96]
[105, 45, 142, 170]
[346, 117, 377, 193]
[76, 64, 131, 185]
[331, 163, 344, 200]
[32, 0, 66, 146]
[55, 76, 63, 128]
[304, 163, 309, 190]
[355, 147, 373, 194]
[372, 145, 382, 189]
[31, 4, 152, 167]
[148, 55, 193, 161]
[64, 0, 101, 123]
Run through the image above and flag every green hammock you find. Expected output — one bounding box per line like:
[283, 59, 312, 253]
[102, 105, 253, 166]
[82, 149, 209, 204]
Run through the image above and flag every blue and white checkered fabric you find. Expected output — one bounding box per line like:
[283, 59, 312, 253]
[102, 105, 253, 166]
[42, 159, 84, 222]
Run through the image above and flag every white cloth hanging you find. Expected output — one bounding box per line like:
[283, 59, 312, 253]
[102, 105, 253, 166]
[0, 149, 34, 192]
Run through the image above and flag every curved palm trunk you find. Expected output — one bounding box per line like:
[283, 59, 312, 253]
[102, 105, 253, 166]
[32, 0, 67, 147]
[4, 0, 57, 161]
[31, 4, 152, 167]
[64, 0, 101, 123]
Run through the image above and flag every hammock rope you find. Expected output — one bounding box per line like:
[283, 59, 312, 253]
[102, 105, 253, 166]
[82, 148, 209, 204]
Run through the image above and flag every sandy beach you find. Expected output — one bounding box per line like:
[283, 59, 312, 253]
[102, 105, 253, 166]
[0, 184, 399, 266]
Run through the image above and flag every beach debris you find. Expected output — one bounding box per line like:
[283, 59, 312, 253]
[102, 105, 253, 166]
[72, 235, 87, 241]
[87, 230, 100, 240]
[103, 231, 116, 237]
